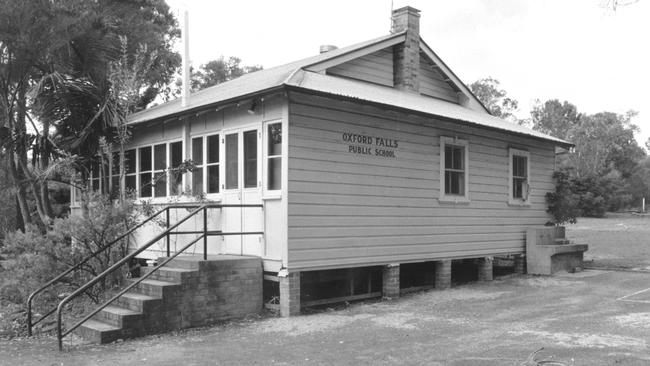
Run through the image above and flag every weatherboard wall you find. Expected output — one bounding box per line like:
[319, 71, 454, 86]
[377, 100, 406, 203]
[286, 92, 555, 271]
[326, 48, 394, 87]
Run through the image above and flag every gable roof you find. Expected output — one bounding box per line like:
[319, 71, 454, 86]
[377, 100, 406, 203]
[128, 32, 571, 148]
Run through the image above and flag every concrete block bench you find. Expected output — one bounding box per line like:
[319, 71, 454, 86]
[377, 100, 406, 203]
[526, 226, 588, 275]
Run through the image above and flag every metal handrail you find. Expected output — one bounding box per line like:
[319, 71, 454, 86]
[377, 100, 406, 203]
[27, 205, 169, 336]
[58, 234, 205, 350]
[54, 203, 264, 350]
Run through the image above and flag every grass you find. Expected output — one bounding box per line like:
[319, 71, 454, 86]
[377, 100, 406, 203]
[566, 212, 650, 270]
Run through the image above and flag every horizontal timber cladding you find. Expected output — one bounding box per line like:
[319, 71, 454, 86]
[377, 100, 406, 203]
[418, 51, 459, 103]
[287, 92, 556, 270]
[326, 48, 394, 87]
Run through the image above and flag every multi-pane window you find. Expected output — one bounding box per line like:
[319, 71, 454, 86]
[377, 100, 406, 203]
[444, 145, 465, 195]
[267, 123, 282, 191]
[439, 137, 469, 201]
[89, 161, 100, 192]
[509, 149, 530, 203]
[192, 134, 220, 195]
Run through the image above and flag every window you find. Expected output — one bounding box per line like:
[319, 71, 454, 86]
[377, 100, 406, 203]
[124, 149, 137, 193]
[266, 122, 282, 191]
[439, 136, 469, 202]
[139, 146, 152, 198]
[244, 130, 257, 188]
[192, 134, 220, 195]
[509, 148, 530, 204]
[169, 141, 183, 195]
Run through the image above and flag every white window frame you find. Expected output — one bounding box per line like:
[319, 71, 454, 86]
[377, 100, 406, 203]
[509, 148, 531, 206]
[439, 136, 470, 203]
[263, 119, 283, 199]
[116, 140, 183, 201]
[190, 133, 222, 200]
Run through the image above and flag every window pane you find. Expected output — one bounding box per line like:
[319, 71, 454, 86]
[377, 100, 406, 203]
[444, 146, 453, 169]
[91, 178, 99, 191]
[125, 175, 136, 192]
[124, 150, 136, 174]
[154, 172, 166, 197]
[445, 171, 464, 195]
[452, 146, 463, 170]
[268, 123, 282, 156]
[207, 165, 220, 193]
[268, 157, 281, 190]
[244, 130, 257, 188]
[170, 141, 183, 167]
[192, 137, 203, 165]
[139, 147, 151, 172]
[192, 168, 203, 194]
[207, 134, 219, 164]
[225, 133, 238, 189]
[154, 144, 166, 171]
[139, 173, 152, 197]
[170, 171, 183, 196]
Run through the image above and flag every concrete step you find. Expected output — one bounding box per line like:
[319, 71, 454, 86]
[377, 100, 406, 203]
[115, 292, 162, 313]
[129, 278, 181, 298]
[75, 319, 123, 344]
[93, 305, 143, 328]
[144, 266, 198, 282]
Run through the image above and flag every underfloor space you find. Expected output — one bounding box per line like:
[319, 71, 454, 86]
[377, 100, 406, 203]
[9, 270, 650, 365]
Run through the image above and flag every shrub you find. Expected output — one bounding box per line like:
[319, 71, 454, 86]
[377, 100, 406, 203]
[0, 192, 138, 310]
[546, 170, 581, 225]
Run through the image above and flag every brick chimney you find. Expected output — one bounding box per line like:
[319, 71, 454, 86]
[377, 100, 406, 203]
[391, 6, 420, 93]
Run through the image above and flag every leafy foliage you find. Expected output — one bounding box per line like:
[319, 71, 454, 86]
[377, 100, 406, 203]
[546, 170, 581, 225]
[469, 77, 519, 122]
[0, 192, 138, 309]
[531, 99, 581, 139]
[165, 56, 263, 100]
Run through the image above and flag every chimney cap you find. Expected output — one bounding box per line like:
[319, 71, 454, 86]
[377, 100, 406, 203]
[319, 45, 338, 54]
[392, 6, 421, 15]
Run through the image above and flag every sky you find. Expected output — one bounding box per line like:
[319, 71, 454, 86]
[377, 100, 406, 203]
[167, 0, 650, 147]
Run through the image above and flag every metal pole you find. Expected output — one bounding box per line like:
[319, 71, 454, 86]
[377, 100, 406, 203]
[203, 207, 208, 260]
[166, 207, 170, 257]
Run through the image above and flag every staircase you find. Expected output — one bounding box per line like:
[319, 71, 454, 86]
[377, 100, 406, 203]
[75, 255, 262, 344]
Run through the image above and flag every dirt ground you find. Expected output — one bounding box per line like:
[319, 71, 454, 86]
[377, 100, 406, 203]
[2, 214, 650, 365]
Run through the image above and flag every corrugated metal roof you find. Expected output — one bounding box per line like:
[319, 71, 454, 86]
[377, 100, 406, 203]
[286, 70, 571, 146]
[128, 32, 405, 124]
[128, 32, 571, 147]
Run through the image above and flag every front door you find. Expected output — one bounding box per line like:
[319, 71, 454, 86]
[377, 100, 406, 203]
[222, 127, 264, 256]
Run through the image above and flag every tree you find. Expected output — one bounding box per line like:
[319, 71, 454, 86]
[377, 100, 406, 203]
[469, 77, 519, 122]
[567, 111, 645, 178]
[164, 56, 263, 100]
[531, 99, 581, 139]
[1, 0, 180, 228]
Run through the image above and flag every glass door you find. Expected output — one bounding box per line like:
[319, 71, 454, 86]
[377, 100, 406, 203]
[221, 127, 263, 256]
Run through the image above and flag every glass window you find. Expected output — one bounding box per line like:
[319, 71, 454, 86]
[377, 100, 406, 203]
[244, 130, 257, 188]
[139, 146, 152, 197]
[267, 123, 282, 190]
[225, 133, 238, 189]
[439, 137, 469, 201]
[206, 134, 220, 193]
[153, 143, 166, 197]
[192, 137, 203, 194]
[124, 149, 137, 193]
[444, 145, 465, 195]
[169, 141, 183, 195]
[509, 149, 530, 203]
